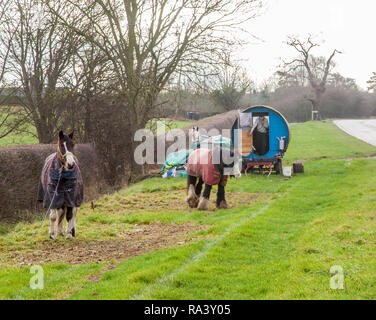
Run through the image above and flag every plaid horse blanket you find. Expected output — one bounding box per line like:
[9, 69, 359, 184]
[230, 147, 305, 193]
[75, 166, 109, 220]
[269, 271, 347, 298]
[186, 148, 228, 186]
[37, 153, 84, 209]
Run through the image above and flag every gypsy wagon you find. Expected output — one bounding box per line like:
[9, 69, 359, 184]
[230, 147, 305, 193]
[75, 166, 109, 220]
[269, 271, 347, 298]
[231, 105, 291, 176]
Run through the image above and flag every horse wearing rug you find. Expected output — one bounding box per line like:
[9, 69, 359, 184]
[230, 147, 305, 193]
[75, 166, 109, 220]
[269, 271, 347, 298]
[186, 147, 240, 211]
[37, 131, 83, 239]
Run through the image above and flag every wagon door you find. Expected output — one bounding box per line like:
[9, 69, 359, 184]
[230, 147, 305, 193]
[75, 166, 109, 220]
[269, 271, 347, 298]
[252, 112, 270, 156]
[238, 112, 253, 157]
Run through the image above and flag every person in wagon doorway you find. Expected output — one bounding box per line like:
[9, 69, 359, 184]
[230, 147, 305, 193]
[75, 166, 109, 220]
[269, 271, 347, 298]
[251, 115, 269, 155]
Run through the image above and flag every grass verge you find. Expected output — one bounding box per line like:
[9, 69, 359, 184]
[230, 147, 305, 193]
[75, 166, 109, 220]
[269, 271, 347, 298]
[0, 120, 376, 299]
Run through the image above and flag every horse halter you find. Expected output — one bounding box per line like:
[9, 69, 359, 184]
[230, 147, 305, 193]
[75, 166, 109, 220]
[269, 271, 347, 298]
[59, 141, 76, 168]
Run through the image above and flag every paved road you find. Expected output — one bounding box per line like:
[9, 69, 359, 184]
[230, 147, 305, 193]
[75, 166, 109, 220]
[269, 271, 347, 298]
[333, 119, 376, 147]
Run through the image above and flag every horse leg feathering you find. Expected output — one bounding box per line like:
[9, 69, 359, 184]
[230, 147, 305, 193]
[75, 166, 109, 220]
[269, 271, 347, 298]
[65, 207, 74, 239]
[198, 184, 212, 211]
[49, 209, 58, 240]
[72, 207, 77, 237]
[216, 183, 228, 209]
[187, 175, 199, 208]
[56, 208, 65, 237]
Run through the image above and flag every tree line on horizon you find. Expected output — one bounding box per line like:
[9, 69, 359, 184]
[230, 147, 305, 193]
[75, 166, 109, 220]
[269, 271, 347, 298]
[160, 35, 376, 122]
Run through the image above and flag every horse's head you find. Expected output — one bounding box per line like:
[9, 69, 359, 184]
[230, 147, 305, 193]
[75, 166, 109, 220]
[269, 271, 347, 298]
[192, 126, 200, 143]
[58, 130, 76, 170]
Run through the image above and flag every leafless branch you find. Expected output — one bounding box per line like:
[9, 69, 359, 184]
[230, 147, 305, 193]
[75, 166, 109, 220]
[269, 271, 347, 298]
[277, 35, 341, 117]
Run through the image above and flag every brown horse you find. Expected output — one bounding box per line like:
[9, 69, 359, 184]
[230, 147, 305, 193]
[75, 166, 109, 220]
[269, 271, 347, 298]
[186, 147, 241, 210]
[37, 131, 83, 239]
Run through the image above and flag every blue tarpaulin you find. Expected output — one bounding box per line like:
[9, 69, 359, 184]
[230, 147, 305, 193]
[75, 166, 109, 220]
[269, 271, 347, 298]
[161, 149, 191, 174]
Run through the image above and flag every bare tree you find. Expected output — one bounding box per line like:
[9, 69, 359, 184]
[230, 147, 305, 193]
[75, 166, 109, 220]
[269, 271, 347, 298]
[0, 1, 10, 88]
[0, 0, 26, 140]
[0, 104, 30, 140]
[276, 64, 307, 88]
[209, 53, 253, 111]
[46, 0, 262, 179]
[1, 0, 84, 143]
[328, 72, 357, 90]
[62, 42, 114, 142]
[279, 35, 341, 119]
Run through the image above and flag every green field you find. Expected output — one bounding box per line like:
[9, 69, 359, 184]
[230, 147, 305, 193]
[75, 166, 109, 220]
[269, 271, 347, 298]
[146, 118, 193, 135]
[0, 121, 376, 299]
[0, 116, 192, 147]
[0, 109, 37, 147]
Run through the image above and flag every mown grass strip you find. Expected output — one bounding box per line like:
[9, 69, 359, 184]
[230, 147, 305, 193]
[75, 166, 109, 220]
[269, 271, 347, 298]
[68, 182, 296, 299]
[131, 188, 292, 300]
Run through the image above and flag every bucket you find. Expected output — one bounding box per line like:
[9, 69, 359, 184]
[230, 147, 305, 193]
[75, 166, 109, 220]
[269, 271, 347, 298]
[282, 166, 292, 177]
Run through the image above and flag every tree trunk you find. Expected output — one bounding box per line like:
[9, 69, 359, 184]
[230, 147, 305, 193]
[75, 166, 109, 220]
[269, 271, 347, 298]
[312, 87, 325, 120]
[36, 121, 54, 143]
[84, 100, 92, 143]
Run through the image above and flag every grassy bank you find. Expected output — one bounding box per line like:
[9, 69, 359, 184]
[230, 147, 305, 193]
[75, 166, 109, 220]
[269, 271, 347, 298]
[285, 121, 376, 161]
[0, 120, 375, 299]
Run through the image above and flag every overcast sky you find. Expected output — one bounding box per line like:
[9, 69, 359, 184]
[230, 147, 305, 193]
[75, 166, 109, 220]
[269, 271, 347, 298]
[240, 0, 376, 89]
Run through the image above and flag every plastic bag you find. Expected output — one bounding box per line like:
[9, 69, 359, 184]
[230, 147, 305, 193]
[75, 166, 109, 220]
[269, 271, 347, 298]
[199, 135, 233, 150]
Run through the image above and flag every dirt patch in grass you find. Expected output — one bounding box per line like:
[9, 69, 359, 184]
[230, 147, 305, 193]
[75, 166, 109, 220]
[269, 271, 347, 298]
[0, 190, 264, 267]
[2, 223, 206, 266]
[293, 154, 376, 164]
[103, 190, 261, 213]
[337, 154, 376, 161]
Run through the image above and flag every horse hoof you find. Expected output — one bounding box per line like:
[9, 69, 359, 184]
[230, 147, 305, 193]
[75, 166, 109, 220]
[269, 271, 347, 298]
[217, 200, 228, 209]
[187, 185, 199, 208]
[65, 233, 73, 239]
[49, 235, 55, 240]
[197, 198, 209, 211]
[187, 196, 199, 208]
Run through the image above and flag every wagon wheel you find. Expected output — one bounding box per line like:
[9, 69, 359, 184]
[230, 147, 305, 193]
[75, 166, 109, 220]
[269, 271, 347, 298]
[274, 159, 282, 175]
